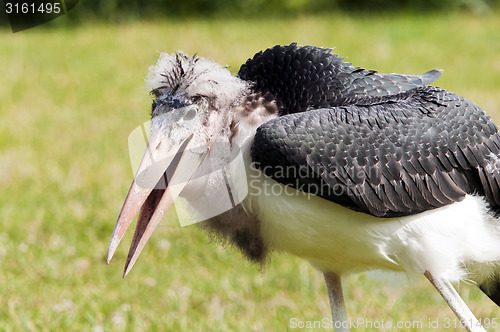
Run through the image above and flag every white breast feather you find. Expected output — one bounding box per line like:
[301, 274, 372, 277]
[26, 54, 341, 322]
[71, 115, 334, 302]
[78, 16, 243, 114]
[244, 168, 500, 287]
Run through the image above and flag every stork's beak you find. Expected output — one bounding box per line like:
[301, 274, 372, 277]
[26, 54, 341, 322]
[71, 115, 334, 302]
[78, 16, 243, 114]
[106, 110, 208, 277]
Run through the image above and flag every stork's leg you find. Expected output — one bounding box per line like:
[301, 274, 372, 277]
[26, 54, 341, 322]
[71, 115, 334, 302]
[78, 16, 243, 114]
[324, 272, 350, 332]
[424, 271, 486, 332]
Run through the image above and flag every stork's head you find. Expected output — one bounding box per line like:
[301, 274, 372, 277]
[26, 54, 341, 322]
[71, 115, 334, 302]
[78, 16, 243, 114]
[147, 52, 250, 149]
[106, 52, 252, 276]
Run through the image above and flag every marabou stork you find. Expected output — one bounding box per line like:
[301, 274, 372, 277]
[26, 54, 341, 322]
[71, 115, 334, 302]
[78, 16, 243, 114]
[107, 44, 500, 332]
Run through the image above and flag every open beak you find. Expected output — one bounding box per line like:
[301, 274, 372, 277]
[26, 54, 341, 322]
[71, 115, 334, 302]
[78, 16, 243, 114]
[106, 123, 207, 277]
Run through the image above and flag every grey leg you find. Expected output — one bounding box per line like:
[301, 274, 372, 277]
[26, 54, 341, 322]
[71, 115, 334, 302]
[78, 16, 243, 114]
[324, 272, 350, 332]
[424, 271, 486, 332]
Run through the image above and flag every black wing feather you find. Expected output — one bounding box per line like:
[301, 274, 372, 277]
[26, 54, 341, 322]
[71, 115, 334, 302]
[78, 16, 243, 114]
[241, 44, 500, 217]
[251, 86, 500, 217]
[238, 43, 442, 114]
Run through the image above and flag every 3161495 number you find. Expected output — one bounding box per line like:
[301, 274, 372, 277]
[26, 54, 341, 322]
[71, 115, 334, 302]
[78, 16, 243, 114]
[5, 2, 61, 14]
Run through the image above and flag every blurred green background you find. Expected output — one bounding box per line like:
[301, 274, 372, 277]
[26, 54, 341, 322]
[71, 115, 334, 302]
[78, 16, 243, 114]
[1, 1, 500, 331]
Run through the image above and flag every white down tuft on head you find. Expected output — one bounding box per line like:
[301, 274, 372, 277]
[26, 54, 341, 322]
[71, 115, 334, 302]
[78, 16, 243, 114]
[146, 51, 249, 111]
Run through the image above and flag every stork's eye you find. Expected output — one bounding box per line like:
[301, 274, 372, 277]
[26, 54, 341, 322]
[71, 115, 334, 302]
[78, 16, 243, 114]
[183, 106, 198, 120]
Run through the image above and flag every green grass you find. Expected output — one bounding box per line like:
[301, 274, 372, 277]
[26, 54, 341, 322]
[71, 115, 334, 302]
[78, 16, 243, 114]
[1, 12, 500, 331]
